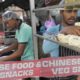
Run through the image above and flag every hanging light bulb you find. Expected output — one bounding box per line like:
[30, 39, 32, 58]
[2, 0, 5, 2]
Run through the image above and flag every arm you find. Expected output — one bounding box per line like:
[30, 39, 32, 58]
[60, 26, 80, 36]
[0, 43, 26, 61]
[0, 41, 18, 55]
[1, 23, 33, 61]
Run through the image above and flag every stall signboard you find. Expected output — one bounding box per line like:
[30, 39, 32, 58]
[0, 56, 80, 80]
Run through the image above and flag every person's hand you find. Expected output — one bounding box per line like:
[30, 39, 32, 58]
[0, 56, 7, 61]
[60, 26, 80, 36]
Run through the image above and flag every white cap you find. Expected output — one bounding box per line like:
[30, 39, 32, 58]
[2, 11, 19, 21]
